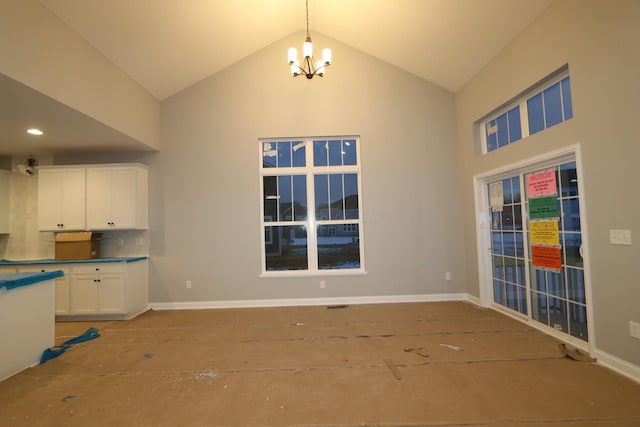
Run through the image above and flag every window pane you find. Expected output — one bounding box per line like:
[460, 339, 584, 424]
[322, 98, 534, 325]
[511, 176, 521, 203]
[502, 178, 513, 204]
[278, 141, 292, 167]
[329, 140, 343, 166]
[564, 232, 583, 267]
[263, 142, 277, 168]
[515, 232, 524, 257]
[501, 205, 514, 230]
[527, 93, 545, 134]
[278, 176, 292, 221]
[492, 232, 503, 255]
[265, 226, 308, 271]
[562, 199, 580, 231]
[486, 121, 498, 152]
[497, 113, 509, 148]
[293, 175, 307, 220]
[559, 162, 578, 197]
[313, 140, 328, 166]
[263, 176, 277, 221]
[513, 203, 522, 230]
[494, 279, 505, 305]
[503, 232, 515, 256]
[292, 141, 306, 167]
[548, 296, 568, 332]
[561, 77, 573, 120]
[317, 224, 360, 269]
[569, 302, 588, 341]
[544, 82, 563, 128]
[343, 139, 357, 165]
[507, 106, 522, 142]
[531, 291, 549, 325]
[566, 267, 585, 304]
[314, 174, 329, 220]
[329, 174, 344, 219]
[546, 270, 565, 298]
[344, 174, 359, 219]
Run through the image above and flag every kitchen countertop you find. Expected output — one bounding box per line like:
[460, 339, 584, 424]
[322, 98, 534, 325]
[0, 270, 64, 290]
[0, 257, 148, 266]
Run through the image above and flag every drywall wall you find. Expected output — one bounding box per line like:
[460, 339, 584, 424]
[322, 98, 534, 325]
[456, 0, 640, 368]
[0, 0, 160, 150]
[150, 32, 461, 303]
[56, 32, 462, 304]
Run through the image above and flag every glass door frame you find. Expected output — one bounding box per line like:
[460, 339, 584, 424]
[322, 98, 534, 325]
[473, 144, 596, 356]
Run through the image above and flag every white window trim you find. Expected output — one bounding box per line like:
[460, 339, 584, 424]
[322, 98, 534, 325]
[258, 136, 366, 277]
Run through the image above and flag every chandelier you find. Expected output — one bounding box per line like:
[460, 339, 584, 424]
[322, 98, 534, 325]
[287, 0, 332, 79]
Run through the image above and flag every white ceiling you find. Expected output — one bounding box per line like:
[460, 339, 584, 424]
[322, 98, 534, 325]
[1, 0, 554, 157]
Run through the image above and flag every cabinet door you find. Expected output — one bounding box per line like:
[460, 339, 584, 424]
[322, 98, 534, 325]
[60, 168, 86, 230]
[110, 167, 138, 229]
[37, 169, 64, 231]
[86, 167, 113, 230]
[70, 275, 99, 314]
[97, 274, 125, 313]
[18, 265, 71, 315]
[38, 168, 85, 231]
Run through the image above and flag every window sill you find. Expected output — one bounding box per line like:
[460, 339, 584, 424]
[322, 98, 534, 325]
[259, 269, 367, 279]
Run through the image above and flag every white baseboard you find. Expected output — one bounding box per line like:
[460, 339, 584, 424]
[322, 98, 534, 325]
[595, 348, 640, 384]
[148, 292, 470, 311]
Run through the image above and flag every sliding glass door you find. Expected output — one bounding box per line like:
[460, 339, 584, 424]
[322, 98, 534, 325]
[488, 161, 588, 343]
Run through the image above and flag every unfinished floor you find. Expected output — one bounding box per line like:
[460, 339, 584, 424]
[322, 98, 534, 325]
[1, 301, 639, 426]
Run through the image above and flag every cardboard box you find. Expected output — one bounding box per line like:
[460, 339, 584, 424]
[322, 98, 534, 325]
[55, 232, 102, 261]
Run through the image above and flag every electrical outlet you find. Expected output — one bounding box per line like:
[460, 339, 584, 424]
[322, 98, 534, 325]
[118, 238, 124, 247]
[186, 280, 192, 289]
[609, 229, 632, 245]
[445, 272, 452, 281]
[320, 280, 326, 289]
[630, 321, 640, 340]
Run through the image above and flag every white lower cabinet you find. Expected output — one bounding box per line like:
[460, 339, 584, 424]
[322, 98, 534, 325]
[17, 266, 71, 315]
[15, 260, 148, 320]
[71, 264, 125, 315]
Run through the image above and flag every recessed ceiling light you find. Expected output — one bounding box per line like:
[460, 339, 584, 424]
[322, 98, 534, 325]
[27, 128, 44, 136]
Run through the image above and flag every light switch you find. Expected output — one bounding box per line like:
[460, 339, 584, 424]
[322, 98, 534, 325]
[609, 229, 632, 245]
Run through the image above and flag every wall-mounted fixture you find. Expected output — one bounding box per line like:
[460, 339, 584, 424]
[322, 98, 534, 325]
[14, 157, 38, 176]
[287, 0, 331, 79]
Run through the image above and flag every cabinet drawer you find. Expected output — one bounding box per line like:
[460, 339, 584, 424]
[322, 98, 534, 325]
[18, 265, 71, 274]
[72, 263, 125, 275]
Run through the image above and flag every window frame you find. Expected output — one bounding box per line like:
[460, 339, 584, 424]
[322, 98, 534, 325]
[259, 136, 366, 277]
[480, 68, 573, 154]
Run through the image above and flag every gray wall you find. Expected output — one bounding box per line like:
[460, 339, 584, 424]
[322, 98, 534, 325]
[149, 33, 462, 303]
[456, 0, 640, 366]
[57, 32, 463, 304]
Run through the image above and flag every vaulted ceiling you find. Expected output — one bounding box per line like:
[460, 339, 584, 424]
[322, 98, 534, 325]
[2, 0, 555, 156]
[40, 0, 555, 100]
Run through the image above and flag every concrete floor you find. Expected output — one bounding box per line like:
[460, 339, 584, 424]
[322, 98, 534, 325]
[1, 301, 639, 426]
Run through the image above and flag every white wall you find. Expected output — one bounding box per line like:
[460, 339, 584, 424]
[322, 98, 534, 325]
[456, 0, 640, 368]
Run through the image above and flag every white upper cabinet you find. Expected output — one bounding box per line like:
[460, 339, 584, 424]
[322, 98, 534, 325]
[86, 165, 148, 230]
[37, 167, 86, 231]
[0, 170, 10, 233]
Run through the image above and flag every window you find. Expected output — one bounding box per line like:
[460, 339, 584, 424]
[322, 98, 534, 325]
[259, 137, 364, 275]
[482, 71, 573, 153]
